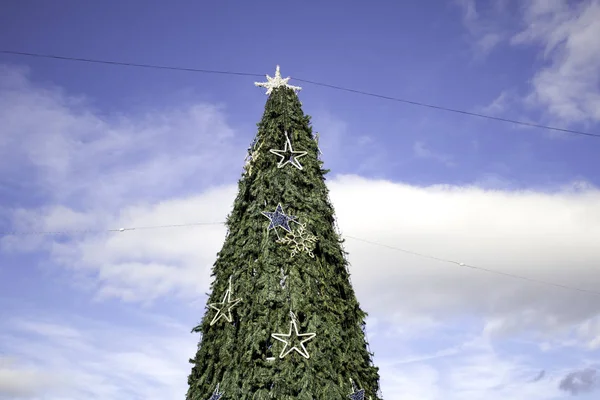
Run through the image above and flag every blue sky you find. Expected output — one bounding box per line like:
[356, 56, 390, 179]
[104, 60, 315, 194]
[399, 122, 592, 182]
[1, 0, 600, 399]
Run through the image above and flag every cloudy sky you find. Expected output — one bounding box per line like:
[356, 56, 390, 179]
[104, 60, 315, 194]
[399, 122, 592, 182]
[1, 0, 600, 399]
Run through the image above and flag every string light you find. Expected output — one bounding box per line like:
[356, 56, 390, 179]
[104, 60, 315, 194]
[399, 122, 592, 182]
[343, 235, 600, 297]
[0, 222, 223, 236]
[1, 50, 598, 139]
[1, 220, 598, 297]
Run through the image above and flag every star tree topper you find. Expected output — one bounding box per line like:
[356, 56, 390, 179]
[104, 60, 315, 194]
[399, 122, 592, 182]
[255, 65, 302, 95]
[271, 312, 316, 359]
[262, 203, 297, 234]
[208, 276, 241, 326]
[269, 131, 308, 170]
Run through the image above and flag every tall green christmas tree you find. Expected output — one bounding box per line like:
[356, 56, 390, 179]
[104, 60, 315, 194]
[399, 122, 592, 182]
[186, 66, 382, 400]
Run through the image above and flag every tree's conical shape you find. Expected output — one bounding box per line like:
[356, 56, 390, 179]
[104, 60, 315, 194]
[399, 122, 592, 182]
[187, 69, 382, 400]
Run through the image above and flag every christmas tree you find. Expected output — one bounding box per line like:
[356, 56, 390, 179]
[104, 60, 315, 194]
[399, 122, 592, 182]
[186, 66, 382, 400]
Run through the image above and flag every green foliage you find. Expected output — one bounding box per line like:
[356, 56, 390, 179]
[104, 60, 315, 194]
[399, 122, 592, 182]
[186, 87, 382, 399]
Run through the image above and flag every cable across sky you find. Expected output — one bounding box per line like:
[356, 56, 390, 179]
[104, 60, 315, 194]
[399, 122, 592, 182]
[1, 49, 599, 139]
[1, 221, 598, 298]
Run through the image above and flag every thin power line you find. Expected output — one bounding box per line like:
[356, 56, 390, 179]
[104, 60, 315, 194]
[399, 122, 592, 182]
[293, 78, 600, 139]
[0, 50, 263, 77]
[0, 222, 223, 236]
[343, 235, 600, 297]
[1, 49, 599, 139]
[1, 221, 598, 297]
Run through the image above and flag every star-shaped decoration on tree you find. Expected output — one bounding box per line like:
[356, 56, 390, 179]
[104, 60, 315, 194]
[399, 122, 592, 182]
[271, 312, 316, 359]
[269, 131, 308, 170]
[208, 383, 223, 400]
[208, 276, 241, 326]
[261, 203, 297, 233]
[254, 65, 302, 95]
[348, 389, 365, 400]
[347, 379, 367, 400]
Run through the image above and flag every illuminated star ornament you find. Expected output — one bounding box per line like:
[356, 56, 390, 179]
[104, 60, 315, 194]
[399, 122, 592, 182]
[271, 312, 316, 359]
[270, 131, 308, 170]
[254, 65, 302, 95]
[208, 276, 241, 326]
[208, 383, 223, 400]
[262, 203, 297, 234]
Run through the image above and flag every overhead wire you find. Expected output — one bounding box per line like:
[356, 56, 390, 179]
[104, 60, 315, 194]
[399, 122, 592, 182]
[0, 50, 262, 77]
[343, 235, 600, 297]
[1, 49, 599, 139]
[293, 77, 600, 138]
[1, 221, 599, 297]
[0, 222, 224, 236]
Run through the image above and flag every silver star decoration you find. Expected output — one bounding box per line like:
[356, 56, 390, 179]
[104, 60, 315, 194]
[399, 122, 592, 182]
[269, 131, 308, 170]
[348, 379, 366, 400]
[271, 312, 316, 359]
[255, 65, 302, 95]
[261, 203, 297, 233]
[208, 276, 241, 326]
[348, 389, 365, 400]
[208, 383, 223, 400]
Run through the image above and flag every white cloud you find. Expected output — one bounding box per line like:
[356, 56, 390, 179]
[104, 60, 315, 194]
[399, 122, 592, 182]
[0, 64, 245, 298]
[50, 190, 234, 302]
[1, 314, 584, 400]
[330, 176, 600, 337]
[0, 315, 195, 400]
[0, 358, 67, 399]
[6, 174, 600, 340]
[511, 0, 600, 124]
[0, 64, 244, 212]
[462, 0, 600, 125]
[378, 334, 564, 400]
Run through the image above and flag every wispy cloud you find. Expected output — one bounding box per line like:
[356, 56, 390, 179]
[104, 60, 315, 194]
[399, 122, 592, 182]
[461, 0, 600, 125]
[512, 0, 600, 124]
[455, 0, 513, 57]
[413, 141, 455, 166]
[0, 315, 195, 400]
[0, 64, 244, 214]
[377, 333, 562, 400]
